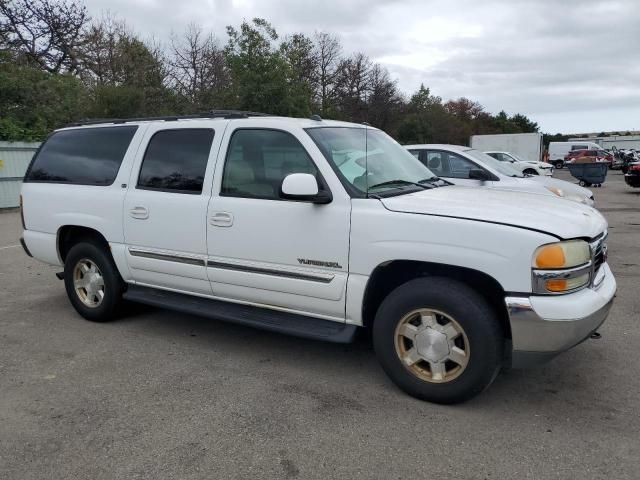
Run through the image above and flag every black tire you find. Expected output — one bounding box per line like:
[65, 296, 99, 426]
[523, 168, 538, 176]
[553, 161, 564, 169]
[373, 277, 503, 404]
[64, 241, 125, 322]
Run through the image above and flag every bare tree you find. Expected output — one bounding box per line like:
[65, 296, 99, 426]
[334, 52, 372, 121]
[168, 23, 228, 109]
[313, 32, 341, 115]
[0, 0, 88, 73]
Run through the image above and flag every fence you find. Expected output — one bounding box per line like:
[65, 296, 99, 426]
[0, 141, 40, 209]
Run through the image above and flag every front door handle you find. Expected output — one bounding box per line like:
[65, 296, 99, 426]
[129, 206, 149, 220]
[210, 212, 233, 227]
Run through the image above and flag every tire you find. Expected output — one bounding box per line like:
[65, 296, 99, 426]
[373, 277, 503, 404]
[553, 161, 564, 169]
[523, 168, 538, 176]
[63, 241, 125, 322]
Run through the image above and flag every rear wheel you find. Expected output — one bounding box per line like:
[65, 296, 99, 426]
[64, 241, 125, 322]
[373, 277, 503, 404]
[553, 160, 564, 169]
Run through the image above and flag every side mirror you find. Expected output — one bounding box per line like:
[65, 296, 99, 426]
[468, 169, 491, 181]
[281, 173, 332, 204]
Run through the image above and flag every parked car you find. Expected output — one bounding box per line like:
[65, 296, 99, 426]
[406, 144, 595, 206]
[20, 112, 615, 404]
[484, 151, 553, 176]
[624, 162, 640, 188]
[565, 149, 612, 167]
[549, 141, 600, 169]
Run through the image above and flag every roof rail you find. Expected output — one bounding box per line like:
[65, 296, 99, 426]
[65, 110, 272, 127]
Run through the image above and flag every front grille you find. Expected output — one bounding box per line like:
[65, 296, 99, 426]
[590, 233, 607, 276]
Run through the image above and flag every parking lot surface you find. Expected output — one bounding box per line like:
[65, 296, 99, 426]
[1, 170, 639, 479]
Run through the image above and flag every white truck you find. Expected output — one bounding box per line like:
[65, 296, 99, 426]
[470, 132, 543, 163]
[20, 112, 616, 404]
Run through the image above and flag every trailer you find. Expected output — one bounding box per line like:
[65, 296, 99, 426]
[470, 132, 543, 163]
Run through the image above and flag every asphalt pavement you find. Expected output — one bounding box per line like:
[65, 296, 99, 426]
[1, 169, 639, 479]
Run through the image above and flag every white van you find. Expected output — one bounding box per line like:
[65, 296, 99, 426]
[549, 142, 600, 168]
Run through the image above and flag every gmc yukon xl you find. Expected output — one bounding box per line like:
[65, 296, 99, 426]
[20, 112, 616, 404]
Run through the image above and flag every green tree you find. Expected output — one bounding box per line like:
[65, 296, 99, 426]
[225, 18, 302, 115]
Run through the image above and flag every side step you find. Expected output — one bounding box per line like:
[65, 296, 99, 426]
[123, 285, 357, 344]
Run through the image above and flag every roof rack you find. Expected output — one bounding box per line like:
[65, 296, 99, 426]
[65, 110, 272, 127]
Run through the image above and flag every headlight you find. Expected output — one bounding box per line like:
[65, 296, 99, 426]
[545, 186, 564, 197]
[532, 240, 592, 294]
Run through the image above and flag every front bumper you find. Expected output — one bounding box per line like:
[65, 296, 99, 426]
[505, 263, 616, 368]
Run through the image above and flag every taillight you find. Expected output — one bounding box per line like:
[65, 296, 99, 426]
[630, 164, 640, 171]
[19, 194, 26, 229]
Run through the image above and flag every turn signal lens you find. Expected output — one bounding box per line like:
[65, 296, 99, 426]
[535, 244, 565, 268]
[545, 279, 567, 292]
[545, 273, 589, 292]
[533, 240, 590, 269]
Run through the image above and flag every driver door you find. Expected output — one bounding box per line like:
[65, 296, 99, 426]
[205, 123, 351, 321]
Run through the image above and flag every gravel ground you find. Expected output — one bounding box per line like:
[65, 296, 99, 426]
[1, 169, 639, 479]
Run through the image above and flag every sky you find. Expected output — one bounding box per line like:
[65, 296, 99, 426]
[83, 0, 640, 134]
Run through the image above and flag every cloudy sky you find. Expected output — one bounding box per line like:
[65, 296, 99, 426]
[84, 0, 639, 134]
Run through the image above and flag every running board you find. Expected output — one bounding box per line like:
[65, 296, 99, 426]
[123, 285, 357, 344]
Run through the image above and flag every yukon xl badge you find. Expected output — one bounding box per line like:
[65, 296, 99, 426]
[298, 258, 343, 269]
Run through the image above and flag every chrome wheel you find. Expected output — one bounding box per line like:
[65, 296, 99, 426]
[394, 309, 470, 383]
[73, 258, 105, 308]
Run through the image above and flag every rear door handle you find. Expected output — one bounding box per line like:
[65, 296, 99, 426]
[209, 212, 233, 227]
[129, 206, 149, 220]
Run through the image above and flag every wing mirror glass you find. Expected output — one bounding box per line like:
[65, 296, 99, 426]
[281, 173, 332, 204]
[468, 169, 491, 181]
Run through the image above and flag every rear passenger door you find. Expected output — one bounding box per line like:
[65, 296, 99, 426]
[123, 123, 225, 295]
[205, 123, 350, 322]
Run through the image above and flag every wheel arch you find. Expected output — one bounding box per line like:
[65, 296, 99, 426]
[57, 225, 110, 263]
[361, 260, 511, 339]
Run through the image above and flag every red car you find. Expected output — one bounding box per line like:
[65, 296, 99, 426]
[565, 149, 613, 166]
[624, 163, 640, 188]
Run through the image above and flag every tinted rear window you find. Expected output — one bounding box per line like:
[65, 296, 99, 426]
[25, 126, 138, 185]
[137, 129, 215, 194]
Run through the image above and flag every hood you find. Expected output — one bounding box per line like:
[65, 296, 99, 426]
[528, 176, 593, 200]
[380, 186, 606, 240]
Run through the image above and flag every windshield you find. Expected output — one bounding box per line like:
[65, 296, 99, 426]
[306, 127, 437, 195]
[465, 149, 524, 178]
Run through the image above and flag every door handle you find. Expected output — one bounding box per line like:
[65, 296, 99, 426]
[129, 206, 149, 220]
[209, 212, 233, 227]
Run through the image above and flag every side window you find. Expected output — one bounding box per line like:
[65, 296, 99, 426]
[424, 151, 447, 176]
[572, 145, 587, 151]
[25, 126, 138, 185]
[445, 152, 478, 179]
[221, 129, 320, 200]
[137, 129, 215, 194]
[486, 152, 500, 160]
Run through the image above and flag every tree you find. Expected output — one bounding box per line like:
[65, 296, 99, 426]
[313, 32, 341, 116]
[225, 18, 300, 115]
[334, 52, 372, 122]
[169, 23, 228, 110]
[0, 59, 86, 140]
[0, 0, 88, 73]
[280, 33, 317, 114]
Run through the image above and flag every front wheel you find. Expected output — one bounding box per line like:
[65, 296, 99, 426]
[373, 277, 503, 404]
[64, 241, 125, 322]
[523, 168, 538, 176]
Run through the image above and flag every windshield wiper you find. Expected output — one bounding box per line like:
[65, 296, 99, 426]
[368, 179, 433, 191]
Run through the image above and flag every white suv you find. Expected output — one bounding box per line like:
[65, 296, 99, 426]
[20, 112, 616, 404]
